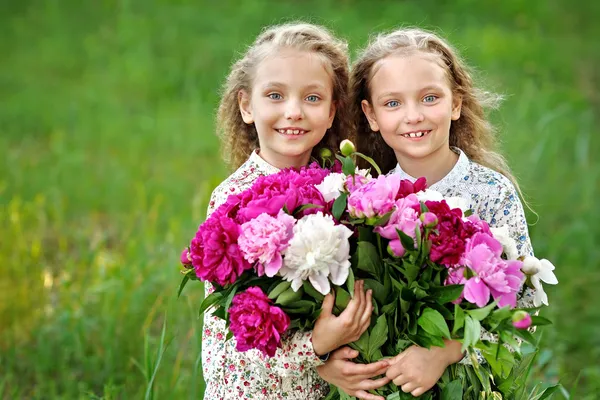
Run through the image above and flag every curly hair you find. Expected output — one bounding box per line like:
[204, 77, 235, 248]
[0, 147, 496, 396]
[217, 22, 351, 171]
[350, 27, 519, 191]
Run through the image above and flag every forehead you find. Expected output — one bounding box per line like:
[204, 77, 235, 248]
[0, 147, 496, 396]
[370, 53, 450, 93]
[253, 48, 333, 89]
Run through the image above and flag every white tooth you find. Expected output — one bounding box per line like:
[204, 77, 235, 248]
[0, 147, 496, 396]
[286, 129, 293, 135]
[293, 130, 299, 135]
[410, 133, 416, 138]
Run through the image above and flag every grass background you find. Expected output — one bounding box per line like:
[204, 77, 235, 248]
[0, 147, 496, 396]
[1, 0, 599, 398]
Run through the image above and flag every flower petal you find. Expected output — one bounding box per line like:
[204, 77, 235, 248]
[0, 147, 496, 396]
[309, 273, 331, 296]
[463, 278, 490, 307]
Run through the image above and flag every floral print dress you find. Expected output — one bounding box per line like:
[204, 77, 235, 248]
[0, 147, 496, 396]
[201, 150, 329, 400]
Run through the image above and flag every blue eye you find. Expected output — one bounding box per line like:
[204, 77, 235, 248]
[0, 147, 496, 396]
[385, 100, 400, 108]
[423, 95, 438, 103]
[306, 95, 320, 102]
[268, 93, 282, 100]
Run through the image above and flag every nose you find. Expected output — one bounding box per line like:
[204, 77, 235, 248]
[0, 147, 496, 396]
[403, 103, 424, 124]
[284, 99, 303, 121]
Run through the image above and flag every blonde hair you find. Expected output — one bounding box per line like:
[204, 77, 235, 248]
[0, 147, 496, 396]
[350, 28, 521, 193]
[217, 22, 351, 171]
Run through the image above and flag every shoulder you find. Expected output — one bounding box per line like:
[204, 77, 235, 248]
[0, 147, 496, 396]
[466, 161, 518, 200]
[208, 157, 264, 212]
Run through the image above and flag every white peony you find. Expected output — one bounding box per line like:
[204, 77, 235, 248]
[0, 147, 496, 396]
[280, 212, 354, 295]
[315, 173, 346, 202]
[416, 189, 444, 202]
[490, 225, 519, 260]
[446, 196, 470, 215]
[523, 256, 558, 306]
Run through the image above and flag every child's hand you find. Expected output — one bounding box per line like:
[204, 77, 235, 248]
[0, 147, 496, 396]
[386, 341, 463, 397]
[311, 280, 373, 356]
[317, 346, 390, 400]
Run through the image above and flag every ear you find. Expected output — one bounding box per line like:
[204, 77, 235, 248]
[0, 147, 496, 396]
[327, 100, 337, 128]
[361, 100, 380, 132]
[238, 90, 254, 124]
[451, 94, 462, 121]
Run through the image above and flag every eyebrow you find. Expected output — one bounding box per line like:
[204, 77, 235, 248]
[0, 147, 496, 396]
[376, 85, 445, 101]
[261, 82, 328, 91]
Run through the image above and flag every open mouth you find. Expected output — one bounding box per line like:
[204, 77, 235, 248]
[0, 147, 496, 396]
[401, 130, 431, 139]
[277, 129, 308, 136]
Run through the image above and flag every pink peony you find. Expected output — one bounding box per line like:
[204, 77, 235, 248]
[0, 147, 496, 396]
[228, 287, 290, 357]
[348, 174, 402, 219]
[374, 194, 422, 257]
[227, 165, 329, 223]
[445, 266, 467, 303]
[190, 207, 251, 286]
[345, 170, 372, 193]
[239, 211, 296, 277]
[466, 214, 492, 235]
[461, 233, 524, 308]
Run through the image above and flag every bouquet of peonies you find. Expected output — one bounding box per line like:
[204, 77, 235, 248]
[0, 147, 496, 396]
[179, 141, 558, 399]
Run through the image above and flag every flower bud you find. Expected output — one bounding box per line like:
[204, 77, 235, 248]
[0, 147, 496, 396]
[180, 248, 192, 267]
[419, 212, 438, 228]
[512, 311, 532, 330]
[319, 147, 333, 160]
[339, 139, 356, 157]
[521, 256, 541, 275]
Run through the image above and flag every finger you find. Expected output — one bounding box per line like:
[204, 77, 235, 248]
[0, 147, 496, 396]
[411, 387, 426, 397]
[392, 374, 410, 387]
[401, 381, 417, 394]
[353, 281, 366, 317]
[320, 293, 335, 318]
[343, 360, 390, 379]
[355, 376, 391, 391]
[359, 289, 373, 327]
[385, 357, 406, 380]
[354, 390, 385, 400]
[331, 346, 358, 360]
[343, 284, 360, 316]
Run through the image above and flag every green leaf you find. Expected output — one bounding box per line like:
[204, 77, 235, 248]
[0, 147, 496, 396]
[513, 327, 538, 345]
[347, 268, 355, 298]
[352, 330, 370, 354]
[462, 316, 481, 353]
[177, 274, 190, 298]
[530, 316, 552, 326]
[537, 384, 562, 400]
[332, 192, 348, 221]
[198, 291, 224, 316]
[282, 300, 317, 315]
[373, 210, 394, 226]
[381, 301, 398, 315]
[303, 280, 325, 302]
[417, 308, 451, 339]
[354, 151, 382, 176]
[362, 279, 388, 305]
[368, 315, 389, 360]
[356, 241, 382, 276]
[463, 209, 474, 217]
[481, 342, 515, 379]
[402, 261, 420, 283]
[268, 281, 292, 300]
[453, 305, 465, 335]
[397, 229, 415, 251]
[341, 155, 355, 176]
[334, 286, 351, 309]
[441, 379, 463, 400]
[467, 300, 498, 321]
[275, 286, 303, 306]
[431, 284, 464, 304]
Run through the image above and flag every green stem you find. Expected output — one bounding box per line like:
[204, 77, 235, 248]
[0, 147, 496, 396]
[352, 152, 382, 176]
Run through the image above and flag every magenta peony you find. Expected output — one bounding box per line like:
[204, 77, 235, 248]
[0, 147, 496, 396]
[190, 207, 251, 286]
[228, 287, 290, 357]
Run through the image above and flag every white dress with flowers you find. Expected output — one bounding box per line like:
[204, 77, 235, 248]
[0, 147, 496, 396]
[201, 150, 329, 400]
[390, 147, 536, 362]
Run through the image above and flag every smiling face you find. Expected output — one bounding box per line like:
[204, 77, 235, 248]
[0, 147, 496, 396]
[361, 53, 462, 166]
[238, 48, 336, 169]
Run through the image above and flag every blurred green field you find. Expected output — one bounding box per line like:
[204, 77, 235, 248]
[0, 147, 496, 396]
[1, 0, 599, 399]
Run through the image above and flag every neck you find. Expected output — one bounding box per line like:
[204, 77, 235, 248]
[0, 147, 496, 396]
[257, 149, 312, 170]
[396, 147, 458, 186]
